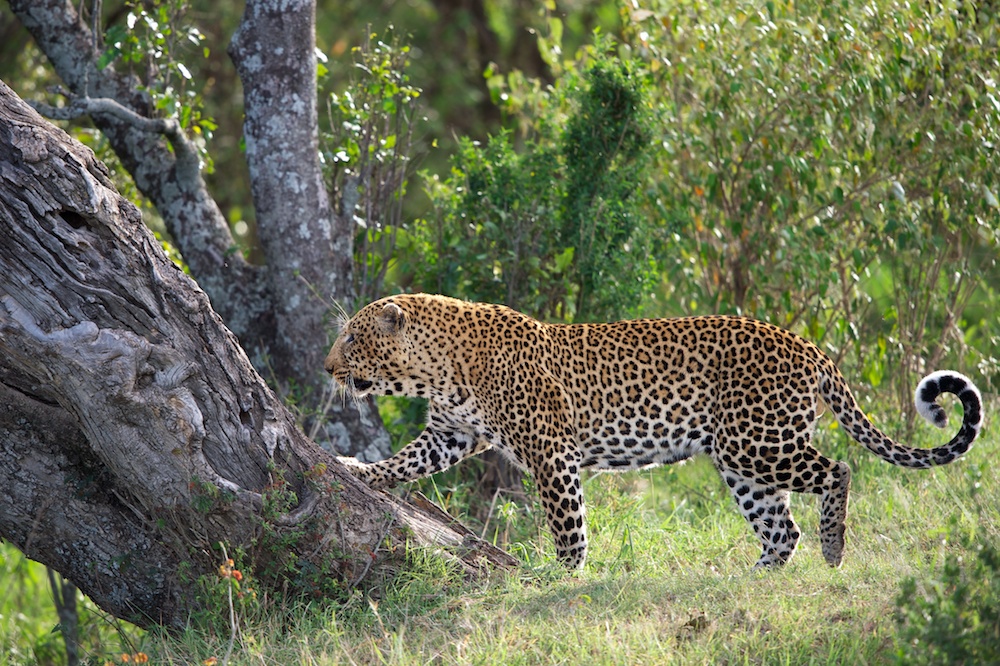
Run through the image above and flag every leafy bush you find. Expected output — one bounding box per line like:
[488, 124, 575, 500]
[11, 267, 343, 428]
[412, 45, 655, 322]
[322, 29, 422, 305]
[895, 543, 1000, 664]
[629, 0, 1000, 416]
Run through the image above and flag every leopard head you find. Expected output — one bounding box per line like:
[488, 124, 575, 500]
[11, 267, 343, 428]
[324, 298, 413, 398]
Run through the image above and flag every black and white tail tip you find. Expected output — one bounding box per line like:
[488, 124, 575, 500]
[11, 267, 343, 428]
[915, 370, 983, 436]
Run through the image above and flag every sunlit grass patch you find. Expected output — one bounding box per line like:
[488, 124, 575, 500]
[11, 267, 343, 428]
[0, 543, 144, 666]
[4, 421, 994, 666]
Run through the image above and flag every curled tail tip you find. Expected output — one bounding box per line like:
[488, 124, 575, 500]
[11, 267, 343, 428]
[915, 370, 984, 435]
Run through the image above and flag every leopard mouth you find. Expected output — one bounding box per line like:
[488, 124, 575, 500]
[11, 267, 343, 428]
[331, 372, 374, 397]
[351, 377, 373, 392]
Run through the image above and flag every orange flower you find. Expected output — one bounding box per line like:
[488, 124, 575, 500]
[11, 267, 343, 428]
[233, 570, 243, 581]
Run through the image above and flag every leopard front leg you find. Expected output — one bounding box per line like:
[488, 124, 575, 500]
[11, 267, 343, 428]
[337, 421, 490, 490]
[530, 447, 588, 570]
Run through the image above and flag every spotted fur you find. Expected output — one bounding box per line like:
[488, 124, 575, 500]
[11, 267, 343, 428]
[325, 294, 984, 570]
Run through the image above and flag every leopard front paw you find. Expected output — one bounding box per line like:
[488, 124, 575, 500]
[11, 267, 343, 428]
[336, 455, 370, 480]
[336, 455, 367, 471]
[335, 456, 395, 490]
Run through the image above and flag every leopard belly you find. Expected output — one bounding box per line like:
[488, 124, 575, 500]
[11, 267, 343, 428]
[575, 402, 714, 470]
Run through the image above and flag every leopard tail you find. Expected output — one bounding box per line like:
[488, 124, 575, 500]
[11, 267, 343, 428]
[819, 365, 983, 469]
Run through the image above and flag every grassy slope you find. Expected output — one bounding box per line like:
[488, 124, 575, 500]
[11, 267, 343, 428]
[3, 422, 995, 665]
[148, 420, 996, 665]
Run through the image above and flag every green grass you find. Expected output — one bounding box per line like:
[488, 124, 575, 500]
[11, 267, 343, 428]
[142, 424, 998, 665]
[0, 544, 143, 665]
[4, 425, 997, 665]
[0, 547, 59, 665]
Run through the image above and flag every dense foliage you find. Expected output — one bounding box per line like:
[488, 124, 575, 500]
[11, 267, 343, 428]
[637, 0, 1000, 423]
[412, 50, 654, 321]
[895, 543, 1000, 665]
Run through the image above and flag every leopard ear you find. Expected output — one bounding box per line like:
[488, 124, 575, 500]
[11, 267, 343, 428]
[378, 302, 405, 334]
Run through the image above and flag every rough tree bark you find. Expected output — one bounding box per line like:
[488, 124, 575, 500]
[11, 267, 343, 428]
[8, 0, 267, 341]
[0, 81, 514, 629]
[227, 0, 386, 459]
[229, 0, 350, 387]
[7, 0, 390, 460]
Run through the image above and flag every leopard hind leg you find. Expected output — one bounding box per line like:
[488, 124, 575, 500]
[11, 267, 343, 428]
[721, 471, 801, 569]
[813, 458, 851, 567]
[778, 440, 851, 567]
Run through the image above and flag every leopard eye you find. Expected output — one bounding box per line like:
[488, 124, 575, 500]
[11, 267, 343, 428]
[344, 333, 356, 344]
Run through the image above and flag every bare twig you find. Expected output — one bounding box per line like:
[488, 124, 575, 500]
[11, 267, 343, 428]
[480, 485, 503, 541]
[29, 90, 200, 172]
[218, 543, 238, 666]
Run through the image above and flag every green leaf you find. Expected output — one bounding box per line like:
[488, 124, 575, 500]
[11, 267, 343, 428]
[97, 47, 120, 70]
[552, 247, 576, 273]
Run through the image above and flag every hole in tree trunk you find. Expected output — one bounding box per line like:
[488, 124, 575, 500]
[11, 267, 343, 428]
[59, 211, 88, 229]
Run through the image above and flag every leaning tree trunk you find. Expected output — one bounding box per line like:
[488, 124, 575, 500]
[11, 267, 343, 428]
[7, 0, 390, 460]
[0, 80, 513, 629]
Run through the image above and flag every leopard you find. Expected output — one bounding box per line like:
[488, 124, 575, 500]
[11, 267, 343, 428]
[324, 293, 984, 570]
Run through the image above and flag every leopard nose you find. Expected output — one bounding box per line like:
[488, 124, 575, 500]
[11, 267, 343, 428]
[352, 378, 373, 391]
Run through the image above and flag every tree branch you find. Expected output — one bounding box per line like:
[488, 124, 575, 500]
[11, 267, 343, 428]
[30, 89, 198, 174]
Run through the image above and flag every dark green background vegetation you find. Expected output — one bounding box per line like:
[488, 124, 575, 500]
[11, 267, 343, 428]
[1, 0, 998, 662]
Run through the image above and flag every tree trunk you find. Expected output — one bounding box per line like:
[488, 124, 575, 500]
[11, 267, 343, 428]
[228, 0, 388, 460]
[6, 0, 390, 460]
[0, 81, 514, 629]
[229, 0, 348, 387]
